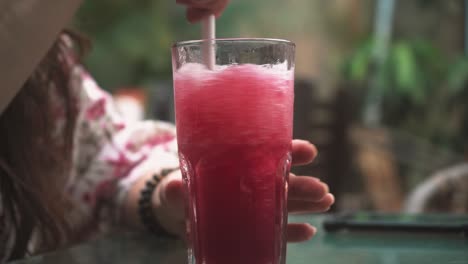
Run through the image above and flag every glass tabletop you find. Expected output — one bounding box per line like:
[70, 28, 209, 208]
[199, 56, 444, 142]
[11, 215, 468, 264]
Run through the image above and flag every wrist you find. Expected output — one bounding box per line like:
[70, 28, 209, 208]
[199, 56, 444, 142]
[138, 168, 178, 237]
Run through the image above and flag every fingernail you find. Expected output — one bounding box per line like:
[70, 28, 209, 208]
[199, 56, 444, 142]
[311, 226, 317, 234]
[311, 143, 319, 156]
[323, 182, 329, 193]
[306, 224, 317, 240]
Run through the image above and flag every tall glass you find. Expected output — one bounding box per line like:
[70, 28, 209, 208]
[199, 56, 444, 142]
[172, 39, 295, 264]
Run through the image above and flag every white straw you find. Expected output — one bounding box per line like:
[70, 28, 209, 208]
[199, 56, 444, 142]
[202, 15, 216, 70]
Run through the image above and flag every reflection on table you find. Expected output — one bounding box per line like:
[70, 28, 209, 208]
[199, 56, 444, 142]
[11, 215, 468, 264]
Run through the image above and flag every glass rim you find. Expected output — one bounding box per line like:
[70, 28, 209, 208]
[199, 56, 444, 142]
[172, 38, 295, 48]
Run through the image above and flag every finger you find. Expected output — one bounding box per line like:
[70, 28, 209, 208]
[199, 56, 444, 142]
[211, 0, 229, 17]
[178, 0, 229, 13]
[186, 8, 212, 23]
[288, 175, 329, 201]
[288, 193, 335, 213]
[286, 223, 316, 242]
[160, 175, 186, 220]
[291, 140, 317, 166]
[177, 0, 215, 7]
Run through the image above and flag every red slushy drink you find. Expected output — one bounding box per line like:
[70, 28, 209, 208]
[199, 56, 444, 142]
[174, 62, 293, 264]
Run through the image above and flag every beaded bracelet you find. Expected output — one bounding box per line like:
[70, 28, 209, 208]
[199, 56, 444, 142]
[138, 168, 179, 237]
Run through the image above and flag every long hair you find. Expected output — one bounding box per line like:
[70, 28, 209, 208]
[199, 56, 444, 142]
[0, 30, 89, 261]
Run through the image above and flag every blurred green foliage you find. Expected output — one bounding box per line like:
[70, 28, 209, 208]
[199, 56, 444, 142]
[74, 0, 190, 89]
[74, 0, 468, 153]
[74, 0, 260, 90]
[343, 38, 468, 152]
[344, 39, 445, 105]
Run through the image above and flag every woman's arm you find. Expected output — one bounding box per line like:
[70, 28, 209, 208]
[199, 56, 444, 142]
[120, 169, 186, 237]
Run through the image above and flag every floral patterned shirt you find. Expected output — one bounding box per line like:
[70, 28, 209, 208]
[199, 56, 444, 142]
[0, 65, 179, 262]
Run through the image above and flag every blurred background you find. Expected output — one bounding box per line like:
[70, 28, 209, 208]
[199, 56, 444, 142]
[74, 0, 468, 214]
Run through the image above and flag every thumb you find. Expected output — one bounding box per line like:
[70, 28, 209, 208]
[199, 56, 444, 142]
[161, 174, 185, 220]
[153, 170, 186, 236]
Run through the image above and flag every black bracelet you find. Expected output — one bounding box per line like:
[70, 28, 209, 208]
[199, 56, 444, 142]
[138, 168, 179, 238]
